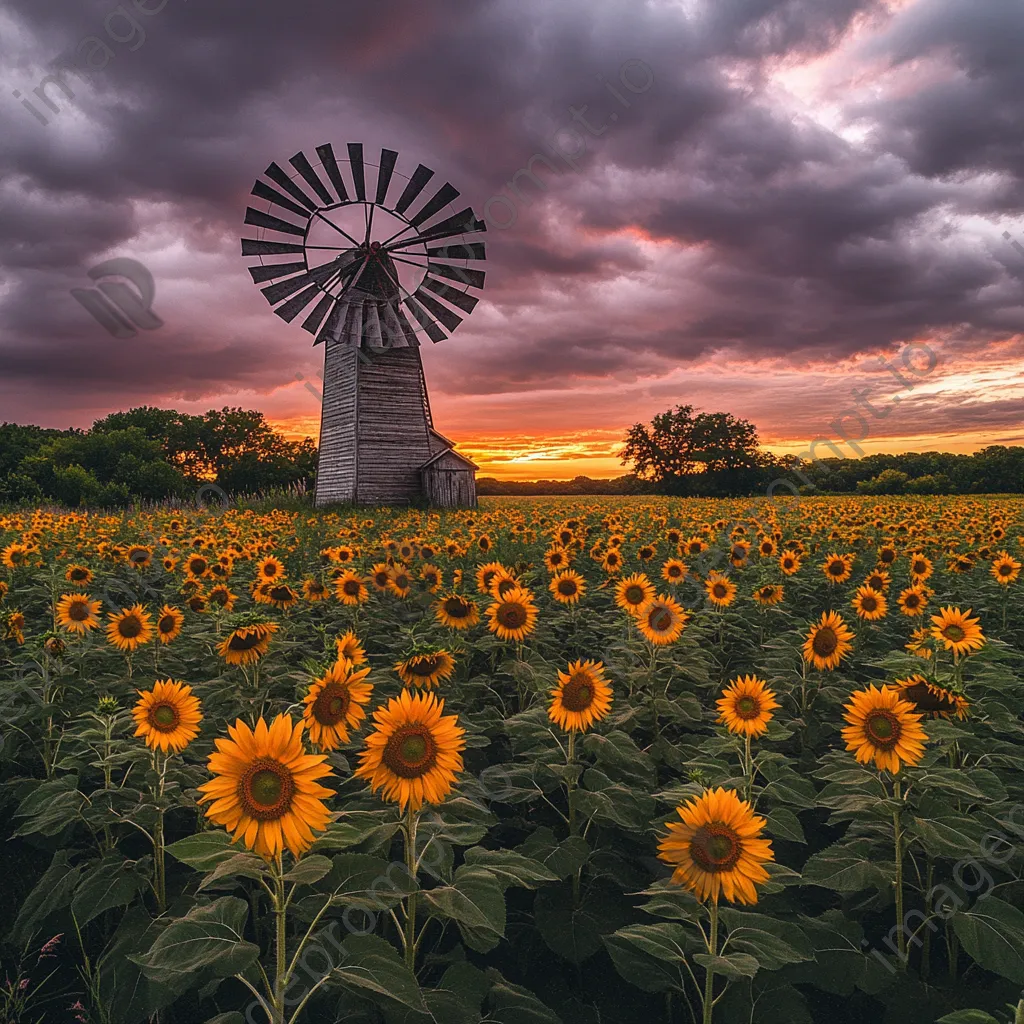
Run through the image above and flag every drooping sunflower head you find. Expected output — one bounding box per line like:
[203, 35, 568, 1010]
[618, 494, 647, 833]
[841, 684, 927, 774]
[637, 594, 688, 645]
[614, 573, 655, 615]
[217, 621, 279, 666]
[549, 659, 613, 733]
[657, 787, 774, 905]
[65, 565, 94, 586]
[889, 674, 968, 720]
[395, 650, 457, 689]
[549, 569, 586, 605]
[302, 661, 374, 750]
[132, 679, 203, 754]
[106, 604, 154, 652]
[435, 593, 480, 630]
[716, 675, 779, 738]
[302, 578, 329, 602]
[929, 606, 985, 656]
[802, 610, 855, 671]
[752, 584, 783, 607]
[198, 714, 334, 860]
[487, 587, 539, 642]
[355, 690, 466, 812]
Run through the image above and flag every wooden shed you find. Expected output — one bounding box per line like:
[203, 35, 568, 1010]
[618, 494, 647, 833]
[420, 445, 478, 508]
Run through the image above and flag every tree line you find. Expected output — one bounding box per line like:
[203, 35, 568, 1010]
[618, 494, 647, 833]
[0, 407, 316, 507]
[1, 403, 1020, 507]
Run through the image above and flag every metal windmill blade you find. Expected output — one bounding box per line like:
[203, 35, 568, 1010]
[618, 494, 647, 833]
[240, 142, 486, 508]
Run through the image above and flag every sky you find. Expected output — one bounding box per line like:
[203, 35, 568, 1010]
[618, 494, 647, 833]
[1, 0, 1022, 480]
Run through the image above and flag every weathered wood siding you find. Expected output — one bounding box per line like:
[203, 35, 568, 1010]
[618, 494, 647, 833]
[314, 340, 358, 505]
[355, 348, 433, 505]
[422, 450, 477, 508]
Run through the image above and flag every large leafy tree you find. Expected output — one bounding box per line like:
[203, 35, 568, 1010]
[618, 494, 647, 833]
[620, 405, 766, 494]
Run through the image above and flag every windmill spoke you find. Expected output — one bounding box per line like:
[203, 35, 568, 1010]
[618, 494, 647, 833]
[313, 210, 363, 248]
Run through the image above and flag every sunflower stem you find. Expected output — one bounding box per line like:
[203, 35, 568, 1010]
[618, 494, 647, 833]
[743, 735, 753, 804]
[892, 778, 907, 965]
[272, 853, 287, 1024]
[404, 804, 419, 973]
[702, 900, 718, 1024]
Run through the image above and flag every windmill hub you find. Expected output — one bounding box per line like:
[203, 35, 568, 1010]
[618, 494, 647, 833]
[241, 143, 487, 508]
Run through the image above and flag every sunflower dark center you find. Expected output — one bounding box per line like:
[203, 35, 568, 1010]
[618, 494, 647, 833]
[239, 759, 295, 820]
[712, 583, 728, 599]
[393, 575, 410, 589]
[269, 586, 293, 601]
[861, 595, 878, 612]
[228, 631, 264, 652]
[69, 601, 90, 621]
[158, 615, 177, 633]
[913, 562, 927, 574]
[382, 726, 438, 779]
[735, 696, 760, 719]
[409, 656, 441, 676]
[648, 606, 673, 632]
[998, 565, 1013, 576]
[444, 598, 471, 619]
[557, 579, 578, 595]
[902, 682, 956, 714]
[828, 561, 846, 576]
[343, 579, 362, 595]
[497, 602, 528, 629]
[811, 626, 838, 656]
[561, 672, 595, 712]
[150, 703, 180, 732]
[313, 683, 350, 726]
[690, 824, 742, 873]
[70, 568, 89, 580]
[942, 624, 966, 642]
[118, 615, 142, 639]
[624, 585, 645, 604]
[865, 710, 901, 749]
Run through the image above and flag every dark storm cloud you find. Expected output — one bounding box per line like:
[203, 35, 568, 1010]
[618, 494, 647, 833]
[0, 0, 1020, 441]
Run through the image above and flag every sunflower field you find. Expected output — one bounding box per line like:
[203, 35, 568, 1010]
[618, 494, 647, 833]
[1, 495, 1023, 1024]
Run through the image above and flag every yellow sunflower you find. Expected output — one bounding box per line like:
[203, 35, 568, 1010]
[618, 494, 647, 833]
[991, 551, 1021, 586]
[132, 680, 203, 754]
[821, 552, 854, 584]
[802, 611, 855, 671]
[637, 594, 688, 645]
[435, 593, 480, 630]
[549, 569, 586, 605]
[661, 558, 688, 585]
[908, 553, 933, 582]
[302, 578, 329, 602]
[198, 715, 334, 860]
[106, 605, 154, 652]
[302, 661, 374, 750]
[334, 570, 369, 607]
[779, 553, 801, 576]
[704, 572, 736, 609]
[897, 584, 928, 617]
[255, 556, 286, 582]
[841, 685, 927, 774]
[929, 606, 985, 656]
[156, 605, 185, 644]
[888, 674, 968, 721]
[335, 630, 368, 667]
[355, 690, 465, 812]
[614, 573, 655, 615]
[548, 659, 613, 732]
[487, 587, 538, 642]
[657, 788, 774, 905]
[851, 585, 887, 621]
[716, 676, 779, 738]
[56, 593, 102, 635]
[65, 565, 94, 586]
[395, 650, 457, 689]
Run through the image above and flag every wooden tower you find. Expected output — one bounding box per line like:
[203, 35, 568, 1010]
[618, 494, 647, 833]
[240, 143, 486, 507]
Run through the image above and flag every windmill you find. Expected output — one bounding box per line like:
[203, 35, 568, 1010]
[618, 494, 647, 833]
[241, 143, 487, 507]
